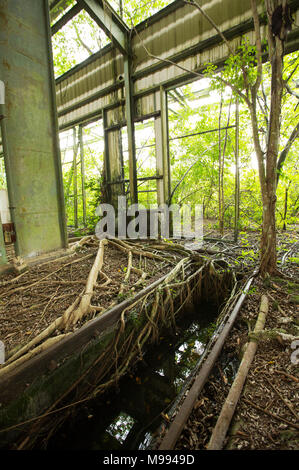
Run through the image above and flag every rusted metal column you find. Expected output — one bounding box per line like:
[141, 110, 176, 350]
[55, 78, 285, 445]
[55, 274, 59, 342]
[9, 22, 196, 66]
[79, 125, 87, 227]
[124, 57, 138, 205]
[160, 87, 171, 205]
[103, 109, 124, 210]
[73, 127, 78, 229]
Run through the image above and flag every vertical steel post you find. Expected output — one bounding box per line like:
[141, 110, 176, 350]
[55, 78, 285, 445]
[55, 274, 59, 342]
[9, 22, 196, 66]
[160, 87, 171, 205]
[124, 57, 138, 205]
[155, 115, 165, 206]
[103, 110, 112, 205]
[103, 109, 124, 210]
[73, 127, 78, 229]
[79, 125, 87, 227]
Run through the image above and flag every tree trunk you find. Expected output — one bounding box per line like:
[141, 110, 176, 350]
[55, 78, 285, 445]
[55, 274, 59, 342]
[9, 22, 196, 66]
[260, 192, 277, 275]
[257, 3, 285, 276]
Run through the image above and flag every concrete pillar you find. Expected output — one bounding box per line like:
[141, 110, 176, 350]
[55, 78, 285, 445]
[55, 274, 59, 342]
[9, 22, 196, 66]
[0, 0, 67, 258]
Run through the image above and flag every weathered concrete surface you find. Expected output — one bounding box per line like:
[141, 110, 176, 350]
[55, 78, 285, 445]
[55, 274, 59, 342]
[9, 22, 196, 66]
[0, 0, 67, 258]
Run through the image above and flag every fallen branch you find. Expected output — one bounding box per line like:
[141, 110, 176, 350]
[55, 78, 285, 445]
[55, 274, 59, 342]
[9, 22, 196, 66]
[249, 329, 299, 345]
[275, 370, 299, 383]
[68, 235, 95, 252]
[207, 295, 269, 450]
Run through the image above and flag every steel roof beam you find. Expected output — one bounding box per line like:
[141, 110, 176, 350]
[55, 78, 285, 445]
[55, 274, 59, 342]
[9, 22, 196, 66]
[49, 0, 74, 23]
[77, 2, 136, 202]
[51, 3, 83, 35]
[78, 0, 130, 55]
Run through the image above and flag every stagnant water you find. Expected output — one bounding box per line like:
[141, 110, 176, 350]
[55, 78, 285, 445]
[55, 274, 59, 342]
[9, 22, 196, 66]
[46, 301, 220, 451]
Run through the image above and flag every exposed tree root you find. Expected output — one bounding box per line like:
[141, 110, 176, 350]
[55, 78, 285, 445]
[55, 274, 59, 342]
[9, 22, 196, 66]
[0, 334, 71, 378]
[108, 238, 171, 263]
[0, 237, 234, 410]
[61, 239, 108, 330]
[0, 252, 96, 300]
[2, 240, 107, 366]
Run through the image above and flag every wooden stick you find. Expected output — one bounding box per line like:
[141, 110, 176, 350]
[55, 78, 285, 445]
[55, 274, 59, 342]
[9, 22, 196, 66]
[207, 295, 268, 450]
[275, 370, 299, 383]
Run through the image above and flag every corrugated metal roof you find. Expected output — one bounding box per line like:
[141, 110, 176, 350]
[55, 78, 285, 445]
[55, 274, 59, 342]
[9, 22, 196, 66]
[55, 0, 299, 129]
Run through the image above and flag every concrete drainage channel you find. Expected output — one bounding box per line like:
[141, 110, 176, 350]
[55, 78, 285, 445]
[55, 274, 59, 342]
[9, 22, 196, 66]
[44, 271, 255, 451]
[0, 256, 251, 450]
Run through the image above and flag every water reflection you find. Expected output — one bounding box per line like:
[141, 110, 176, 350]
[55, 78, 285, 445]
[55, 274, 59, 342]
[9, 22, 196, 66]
[107, 413, 135, 443]
[47, 302, 218, 450]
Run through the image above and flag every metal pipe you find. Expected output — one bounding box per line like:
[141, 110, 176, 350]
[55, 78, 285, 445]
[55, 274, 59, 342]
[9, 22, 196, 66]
[159, 271, 258, 450]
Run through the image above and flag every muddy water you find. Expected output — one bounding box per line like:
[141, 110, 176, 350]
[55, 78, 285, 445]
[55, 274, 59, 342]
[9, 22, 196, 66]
[47, 301, 219, 450]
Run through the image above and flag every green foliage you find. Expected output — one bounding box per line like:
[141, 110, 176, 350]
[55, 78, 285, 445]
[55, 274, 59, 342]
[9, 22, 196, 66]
[204, 39, 261, 99]
[223, 40, 259, 90]
[52, 9, 110, 77]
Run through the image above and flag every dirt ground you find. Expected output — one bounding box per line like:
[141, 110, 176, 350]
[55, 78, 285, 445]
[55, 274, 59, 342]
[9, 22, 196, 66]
[176, 229, 299, 451]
